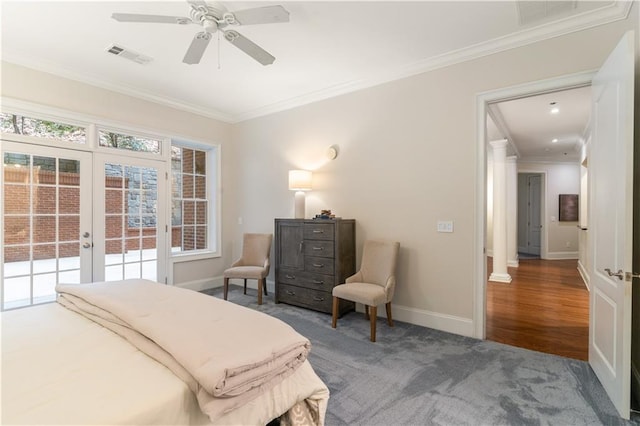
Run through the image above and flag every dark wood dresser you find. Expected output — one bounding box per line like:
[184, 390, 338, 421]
[274, 218, 355, 316]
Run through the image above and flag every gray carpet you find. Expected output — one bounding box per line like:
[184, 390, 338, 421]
[203, 286, 639, 425]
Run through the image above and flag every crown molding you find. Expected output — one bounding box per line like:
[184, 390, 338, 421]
[2, 1, 632, 124]
[1, 54, 235, 124]
[234, 1, 632, 122]
[487, 104, 521, 158]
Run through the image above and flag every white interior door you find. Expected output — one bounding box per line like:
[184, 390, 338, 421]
[93, 153, 167, 283]
[588, 31, 634, 419]
[1, 141, 92, 310]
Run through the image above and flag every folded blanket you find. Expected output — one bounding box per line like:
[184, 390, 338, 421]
[56, 279, 311, 421]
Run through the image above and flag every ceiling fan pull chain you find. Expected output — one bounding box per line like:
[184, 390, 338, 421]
[217, 31, 221, 70]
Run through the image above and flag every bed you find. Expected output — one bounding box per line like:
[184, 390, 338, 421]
[1, 279, 329, 425]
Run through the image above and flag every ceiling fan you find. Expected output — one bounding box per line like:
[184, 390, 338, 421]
[111, 1, 289, 66]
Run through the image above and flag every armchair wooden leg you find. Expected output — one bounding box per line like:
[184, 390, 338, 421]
[263, 279, 268, 296]
[223, 277, 229, 300]
[243, 279, 247, 295]
[364, 305, 369, 320]
[257, 279, 264, 305]
[370, 305, 377, 342]
[332, 297, 339, 328]
[386, 302, 394, 327]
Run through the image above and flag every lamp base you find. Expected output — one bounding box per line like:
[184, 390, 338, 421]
[294, 191, 306, 219]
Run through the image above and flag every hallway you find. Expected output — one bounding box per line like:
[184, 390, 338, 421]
[486, 258, 589, 360]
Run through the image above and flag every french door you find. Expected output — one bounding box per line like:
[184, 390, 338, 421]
[2, 142, 92, 309]
[1, 142, 167, 310]
[92, 153, 167, 283]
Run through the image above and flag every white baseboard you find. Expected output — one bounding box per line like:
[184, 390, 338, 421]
[545, 251, 579, 260]
[507, 260, 519, 267]
[175, 276, 222, 291]
[489, 272, 512, 283]
[358, 303, 474, 338]
[577, 260, 590, 291]
[177, 277, 277, 294]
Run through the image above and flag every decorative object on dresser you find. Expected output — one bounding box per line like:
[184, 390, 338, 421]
[275, 218, 355, 316]
[288, 170, 312, 219]
[223, 233, 273, 305]
[332, 239, 400, 342]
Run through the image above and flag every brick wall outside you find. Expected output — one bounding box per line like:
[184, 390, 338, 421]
[4, 168, 157, 262]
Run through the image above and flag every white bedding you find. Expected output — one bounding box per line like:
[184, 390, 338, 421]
[1, 302, 329, 425]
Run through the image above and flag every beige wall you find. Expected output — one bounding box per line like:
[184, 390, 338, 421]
[232, 18, 637, 335]
[1, 11, 637, 336]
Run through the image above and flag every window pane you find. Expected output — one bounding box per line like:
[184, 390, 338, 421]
[59, 187, 80, 214]
[4, 153, 30, 184]
[34, 186, 56, 214]
[99, 130, 161, 154]
[4, 216, 30, 245]
[1, 113, 86, 143]
[171, 145, 211, 254]
[59, 216, 80, 242]
[33, 216, 56, 243]
[5, 185, 30, 214]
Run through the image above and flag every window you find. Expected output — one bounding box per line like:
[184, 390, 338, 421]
[171, 145, 215, 254]
[98, 129, 161, 154]
[0, 113, 85, 143]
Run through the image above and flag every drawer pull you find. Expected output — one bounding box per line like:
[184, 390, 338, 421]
[312, 230, 324, 234]
[285, 274, 296, 279]
[312, 263, 324, 268]
[311, 280, 324, 285]
[312, 247, 324, 251]
[286, 290, 296, 296]
[312, 296, 325, 302]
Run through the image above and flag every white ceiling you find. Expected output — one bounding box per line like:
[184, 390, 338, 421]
[0, 1, 631, 162]
[490, 85, 592, 162]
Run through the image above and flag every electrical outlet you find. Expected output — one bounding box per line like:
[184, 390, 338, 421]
[437, 221, 454, 233]
[566, 241, 571, 248]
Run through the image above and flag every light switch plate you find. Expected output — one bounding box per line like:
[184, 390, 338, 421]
[437, 220, 454, 233]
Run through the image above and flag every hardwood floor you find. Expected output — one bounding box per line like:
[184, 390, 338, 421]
[486, 258, 589, 361]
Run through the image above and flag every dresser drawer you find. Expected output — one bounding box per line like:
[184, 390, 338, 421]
[305, 256, 334, 274]
[278, 270, 335, 292]
[303, 240, 334, 258]
[303, 223, 334, 241]
[278, 284, 333, 313]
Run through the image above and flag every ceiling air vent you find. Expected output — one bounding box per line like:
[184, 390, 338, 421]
[106, 44, 153, 65]
[517, 1, 577, 26]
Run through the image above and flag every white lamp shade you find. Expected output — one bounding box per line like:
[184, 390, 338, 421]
[288, 170, 313, 191]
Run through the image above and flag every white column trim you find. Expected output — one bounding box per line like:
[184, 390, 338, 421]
[489, 139, 512, 283]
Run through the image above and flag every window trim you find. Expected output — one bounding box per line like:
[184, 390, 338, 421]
[169, 139, 220, 261]
[1, 97, 223, 276]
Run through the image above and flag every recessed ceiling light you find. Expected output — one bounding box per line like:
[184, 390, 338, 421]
[549, 101, 559, 114]
[552, 138, 558, 143]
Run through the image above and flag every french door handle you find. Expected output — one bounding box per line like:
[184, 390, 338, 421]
[82, 242, 92, 249]
[604, 268, 624, 280]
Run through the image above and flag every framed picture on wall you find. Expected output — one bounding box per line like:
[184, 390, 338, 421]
[559, 194, 579, 222]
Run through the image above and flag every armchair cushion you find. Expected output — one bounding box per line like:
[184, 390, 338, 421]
[223, 266, 269, 280]
[332, 282, 386, 306]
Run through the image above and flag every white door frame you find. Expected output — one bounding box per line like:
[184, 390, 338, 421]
[474, 71, 595, 338]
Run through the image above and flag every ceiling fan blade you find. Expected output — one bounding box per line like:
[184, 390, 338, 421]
[223, 30, 275, 65]
[186, 0, 208, 8]
[111, 13, 191, 24]
[231, 5, 289, 25]
[183, 31, 212, 65]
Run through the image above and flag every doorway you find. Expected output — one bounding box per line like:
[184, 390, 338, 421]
[517, 172, 543, 259]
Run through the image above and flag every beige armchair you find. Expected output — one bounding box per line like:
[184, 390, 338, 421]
[223, 233, 273, 305]
[331, 239, 400, 342]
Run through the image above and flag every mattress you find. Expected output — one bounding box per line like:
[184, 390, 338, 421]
[1, 302, 329, 425]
